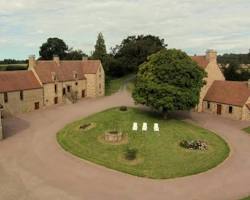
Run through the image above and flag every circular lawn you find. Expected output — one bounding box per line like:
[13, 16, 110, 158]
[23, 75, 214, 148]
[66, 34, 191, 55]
[57, 107, 230, 179]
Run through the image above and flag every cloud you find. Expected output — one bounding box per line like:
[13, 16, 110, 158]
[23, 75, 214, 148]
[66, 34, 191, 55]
[0, 0, 249, 59]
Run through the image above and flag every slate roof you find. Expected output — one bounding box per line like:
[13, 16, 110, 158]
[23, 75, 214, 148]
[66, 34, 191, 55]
[0, 71, 42, 93]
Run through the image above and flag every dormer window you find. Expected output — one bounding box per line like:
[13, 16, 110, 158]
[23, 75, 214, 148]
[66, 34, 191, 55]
[51, 72, 57, 82]
[73, 71, 78, 79]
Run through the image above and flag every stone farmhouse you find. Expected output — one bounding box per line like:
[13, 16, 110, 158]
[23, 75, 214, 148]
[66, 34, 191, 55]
[192, 50, 250, 121]
[0, 56, 105, 115]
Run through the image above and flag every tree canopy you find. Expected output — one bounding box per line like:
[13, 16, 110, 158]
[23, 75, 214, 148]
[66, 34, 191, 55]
[39, 38, 69, 60]
[92, 33, 107, 60]
[110, 35, 167, 76]
[222, 61, 250, 81]
[64, 49, 88, 60]
[132, 49, 206, 118]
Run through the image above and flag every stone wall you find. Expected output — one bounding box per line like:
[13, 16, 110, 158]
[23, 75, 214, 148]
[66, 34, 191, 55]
[203, 101, 243, 120]
[43, 80, 87, 106]
[197, 61, 225, 112]
[0, 89, 43, 115]
[242, 97, 250, 121]
[0, 108, 3, 140]
[85, 64, 105, 98]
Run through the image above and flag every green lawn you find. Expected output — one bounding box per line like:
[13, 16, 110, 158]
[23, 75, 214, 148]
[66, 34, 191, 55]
[0, 64, 28, 71]
[240, 197, 250, 200]
[105, 74, 135, 95]
[243, 127, 250, 134]
[57, 107, 230, 179]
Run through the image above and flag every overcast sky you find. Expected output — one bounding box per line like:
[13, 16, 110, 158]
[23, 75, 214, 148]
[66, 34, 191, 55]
[0, 0, 250, 59]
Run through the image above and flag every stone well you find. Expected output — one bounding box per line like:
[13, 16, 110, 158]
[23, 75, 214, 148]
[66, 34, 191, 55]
[104, 131, 123, 143]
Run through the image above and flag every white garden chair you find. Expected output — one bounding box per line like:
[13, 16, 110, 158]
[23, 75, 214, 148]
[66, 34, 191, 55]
[132, 122, 138, 131]
[142, 122, 147, 131]
[154, 123, 159, 132]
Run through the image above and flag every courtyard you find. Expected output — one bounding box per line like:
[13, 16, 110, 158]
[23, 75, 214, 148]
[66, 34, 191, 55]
[0, 90, 250, 199]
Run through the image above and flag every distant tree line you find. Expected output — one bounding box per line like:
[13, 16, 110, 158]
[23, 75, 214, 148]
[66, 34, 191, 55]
[218, 51, 250, 64]
[0, 59, 27, 64]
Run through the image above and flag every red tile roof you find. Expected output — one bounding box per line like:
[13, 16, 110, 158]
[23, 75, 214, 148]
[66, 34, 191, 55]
[191, 56, 209, 69]
[0, 71, 42, 93]
[204, 81, 250, 107]
[34, 60, 101, 84]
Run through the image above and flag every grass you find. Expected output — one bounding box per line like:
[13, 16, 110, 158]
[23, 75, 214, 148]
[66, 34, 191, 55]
[240, 197, 250, 200]
[0, 64, 28, 71]
[57, 107, 230, 179]
[242, 127, 250, 134]
[105, 74, 135, 95]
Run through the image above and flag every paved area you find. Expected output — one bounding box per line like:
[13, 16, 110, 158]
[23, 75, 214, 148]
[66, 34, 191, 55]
[0, 90, 250, 200]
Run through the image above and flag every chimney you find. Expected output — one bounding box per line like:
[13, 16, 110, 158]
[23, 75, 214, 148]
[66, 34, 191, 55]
[206, 49, 217, 63]
[82, 56, 88, 61]
[53, 55, 60, 65]
[28, 55, 36, 70]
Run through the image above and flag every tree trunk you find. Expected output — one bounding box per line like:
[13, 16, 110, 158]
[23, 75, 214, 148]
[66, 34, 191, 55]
[162, 108, 168, 119]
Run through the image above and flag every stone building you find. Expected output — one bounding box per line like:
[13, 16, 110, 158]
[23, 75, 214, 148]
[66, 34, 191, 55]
[192, 50, 250, 121]
[0, 104, 3, 140]
[0, 71, 43, 115]
[0, 56, 105, 116]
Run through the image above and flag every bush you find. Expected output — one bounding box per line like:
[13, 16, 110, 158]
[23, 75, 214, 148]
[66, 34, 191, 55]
[180, 140, 208, 151]
[120, 106, 127, 111]
[80, 123, 91, 130]
[124, 147, 138, 160]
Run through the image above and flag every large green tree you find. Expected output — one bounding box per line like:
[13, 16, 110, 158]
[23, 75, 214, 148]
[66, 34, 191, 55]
[64, 49, 88, 60]
[92, 33, 107, 61]
[112, 35, 167, 76]
[39, 38, 69, 60]
[132, 49, 206, 118]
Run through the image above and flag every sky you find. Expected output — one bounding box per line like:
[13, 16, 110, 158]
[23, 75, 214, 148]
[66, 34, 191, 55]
[0, 0, 250, 60]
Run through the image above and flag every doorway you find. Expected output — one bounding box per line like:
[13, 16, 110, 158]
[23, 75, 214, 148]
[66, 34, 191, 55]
[82, 90, 86, 98]
[34, 102, 40, 110]
[217, 104, 222, 115]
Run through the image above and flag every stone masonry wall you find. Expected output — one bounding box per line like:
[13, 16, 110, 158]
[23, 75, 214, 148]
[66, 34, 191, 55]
[242, 97, 250, 121]
[198, 61, 225, 112]
[203, 101, 243, 120]
[0, 109, 3, 140]
[0, 89, 43, 115]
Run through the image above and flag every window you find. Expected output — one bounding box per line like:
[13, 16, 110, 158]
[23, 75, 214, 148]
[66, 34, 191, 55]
[67, 85, 71, 92]
[63, 88, 66, 95]
[20, 91, 23, 101]
[82, 90, 85, 98]
[34, 102, 39, 110]
[73, 71, 78, 79]
[54, 84, 57, 94]
[229, 106, 233, 114]
[54, 97, 58, 104]
[99, 83, 101, 89]
[4, 92, 8, 103]
[207, 102, 210, 109]
[75, 82, 78, 86]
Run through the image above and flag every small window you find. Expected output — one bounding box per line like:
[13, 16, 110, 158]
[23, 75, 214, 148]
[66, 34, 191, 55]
[229, 106, 233, 114]
[54, 97, 58, 104]
[99, 83, 101, 89]
[4, 92, 8, 103]
[67, 85, 71, 92]
[207, 102, 210, 109]
[55, 84, 57, 94]
[34, 102, 39, 110]
[75, 82, 78, 86]
[20, 91, 23, 101]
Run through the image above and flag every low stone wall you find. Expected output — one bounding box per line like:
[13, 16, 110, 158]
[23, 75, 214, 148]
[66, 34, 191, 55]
[104, 132, 123, 143]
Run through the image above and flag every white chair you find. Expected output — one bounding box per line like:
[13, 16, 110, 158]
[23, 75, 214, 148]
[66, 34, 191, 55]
[142, 122, 147, 131]
[132, 122, 138, 131]
[154, 123, 159, 132]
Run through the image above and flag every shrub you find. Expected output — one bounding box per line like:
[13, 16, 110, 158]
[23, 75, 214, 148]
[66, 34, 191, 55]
[120, 106, 127, 111]
[180, 140, 208, 151]
[124, 147, 138, 160]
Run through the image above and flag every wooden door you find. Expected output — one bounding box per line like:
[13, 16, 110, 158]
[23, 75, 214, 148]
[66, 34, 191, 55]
[34, 102, 40, 110]
[54, 97, 58, 104]
[217, 104, 222, 115]
[82, 90, 85, 98]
